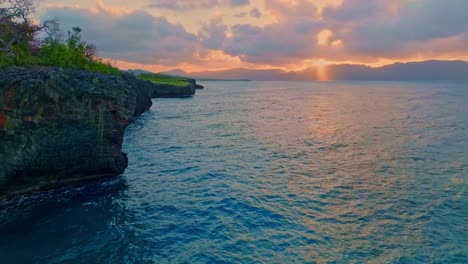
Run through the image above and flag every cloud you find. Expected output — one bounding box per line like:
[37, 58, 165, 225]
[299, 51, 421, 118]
[249, 8, 261, 18]
[40, 0, 468, 69]
[148, 0, 249, 10]
[42, 5, 200, 65]
[233, 12, 247, 18]
[322, 0, 386, 22]
[198, 18, 227, 50]
[233, 7, 261, 19]
[264, 0, 319, 22]
[221, 0, 328, 65]
[221, 0, 468, 65]
[332, 0, 468, 57]
[223, 21, 328, 65]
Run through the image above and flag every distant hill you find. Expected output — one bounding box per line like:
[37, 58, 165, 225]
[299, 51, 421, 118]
[164, 68, 303, 80]
[164, 69, 188, 76]
[371, 60, 468, 80]
[321, 60, 468, 80]
[165, 60, 468, 81]
[132, 69, 250, 81]
[127, 69, 154, 76]
[175, 68, 291, 81]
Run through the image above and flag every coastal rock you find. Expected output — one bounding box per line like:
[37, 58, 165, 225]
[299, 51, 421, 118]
[0, 67, 152, 197]
[127, 71, 203, 96]
[120, 72, 153, 116]
[186, 78, 204, 90]
[150, 83, 196, 98]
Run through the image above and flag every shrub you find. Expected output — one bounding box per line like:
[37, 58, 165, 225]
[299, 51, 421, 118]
[0, 46, 40, 69]
[0, 1, 120, 75]
[37, 27, 120, 75]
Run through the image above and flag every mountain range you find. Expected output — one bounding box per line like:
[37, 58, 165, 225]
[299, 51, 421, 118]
[161, 60, 468, 81]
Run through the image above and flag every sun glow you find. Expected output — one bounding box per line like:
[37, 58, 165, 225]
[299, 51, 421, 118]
[313, 60, 331, 81]
[316, 65, 329, 81]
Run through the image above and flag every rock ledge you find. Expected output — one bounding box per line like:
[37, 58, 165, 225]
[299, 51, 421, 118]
[0, 67, 156, 197]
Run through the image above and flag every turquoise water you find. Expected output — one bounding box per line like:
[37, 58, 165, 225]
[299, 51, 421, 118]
[0, 81, 467, 263]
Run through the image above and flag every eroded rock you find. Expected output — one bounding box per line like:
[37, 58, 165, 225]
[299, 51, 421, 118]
[0, 67, 152, 196]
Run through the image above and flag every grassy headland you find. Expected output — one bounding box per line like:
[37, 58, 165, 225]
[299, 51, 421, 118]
[138, 73, 191, 87]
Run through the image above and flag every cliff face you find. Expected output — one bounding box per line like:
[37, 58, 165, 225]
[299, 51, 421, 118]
[129, 71, 203, 98]
[150, 83, 196, 98]
[120, 72, 153, 115]
[146, 78, 202, 98]
[0, 67, 152, 197]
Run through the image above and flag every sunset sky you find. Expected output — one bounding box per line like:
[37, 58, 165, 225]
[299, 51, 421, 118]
[38, 0, 468, 72]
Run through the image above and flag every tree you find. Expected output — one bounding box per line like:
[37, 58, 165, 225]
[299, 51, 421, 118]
[66, 27, 97, 61]
[0, 0, 119, 75]
[0, 0, 35, 23]
[0, 0, 46, 55]
[43, 19, 63, 43]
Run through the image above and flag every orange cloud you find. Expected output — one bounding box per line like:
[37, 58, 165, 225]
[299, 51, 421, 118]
[39, 0, 468, 72]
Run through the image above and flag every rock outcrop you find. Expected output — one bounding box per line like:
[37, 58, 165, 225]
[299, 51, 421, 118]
[147, 78, 203, 98]
[119, 72, 153, 115]
[126, 71, 204, 97]
[0, 67, 153, 197]
[150, 83, 196, 98]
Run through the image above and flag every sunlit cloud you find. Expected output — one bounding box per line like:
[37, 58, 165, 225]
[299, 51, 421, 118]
[317, 29, 334, 46]
[147, 0, 250, 10]
[38, 0, 468, 71]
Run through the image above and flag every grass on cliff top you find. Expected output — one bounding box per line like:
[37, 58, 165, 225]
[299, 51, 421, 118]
[0, 46, 120, 76]
[0, 27, 120, 76]
[138, 73, 190, 87]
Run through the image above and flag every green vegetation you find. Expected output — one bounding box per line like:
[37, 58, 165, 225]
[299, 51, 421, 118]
[38, 27, 120, 75]
[0, 0, 120, 75]
[138, 73, 191, 87]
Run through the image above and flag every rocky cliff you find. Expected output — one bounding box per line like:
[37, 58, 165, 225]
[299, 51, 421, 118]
[0, 67, 155, 197]
[150, 83, 196, 98]
[132, 74, 203, 98]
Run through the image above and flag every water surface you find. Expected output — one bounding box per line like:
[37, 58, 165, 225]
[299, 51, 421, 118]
[1, 81, 467, 263]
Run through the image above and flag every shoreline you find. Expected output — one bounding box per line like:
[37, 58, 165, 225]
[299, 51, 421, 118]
[0, 66, 203, 199]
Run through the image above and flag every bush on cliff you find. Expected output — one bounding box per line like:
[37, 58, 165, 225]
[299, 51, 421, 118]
[0, 0, 119, 75]
[0, 46, 41, 68]
[39, 27, 120, 76]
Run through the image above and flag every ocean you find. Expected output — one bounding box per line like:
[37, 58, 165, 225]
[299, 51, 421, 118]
[0, 81, 467, 263]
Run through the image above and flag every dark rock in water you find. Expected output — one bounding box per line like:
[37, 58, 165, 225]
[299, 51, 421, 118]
[150, 83, 196, 98]
[185, 78, 204, 90]
[141, 75, 199, 98]
[128, 70, 203, 96]
[0, 67, 152, 197]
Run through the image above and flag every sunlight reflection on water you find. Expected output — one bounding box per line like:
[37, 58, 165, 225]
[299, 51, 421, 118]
[0, 81, 467, 263]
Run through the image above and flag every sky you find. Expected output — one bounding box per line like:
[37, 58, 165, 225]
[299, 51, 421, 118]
[37, 0, 468, 72]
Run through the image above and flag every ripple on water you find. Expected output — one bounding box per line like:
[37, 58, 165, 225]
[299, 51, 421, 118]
[1, 81, 467, 263]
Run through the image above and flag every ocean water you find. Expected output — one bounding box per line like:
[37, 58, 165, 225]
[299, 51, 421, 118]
[0, 81, 467, 263]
